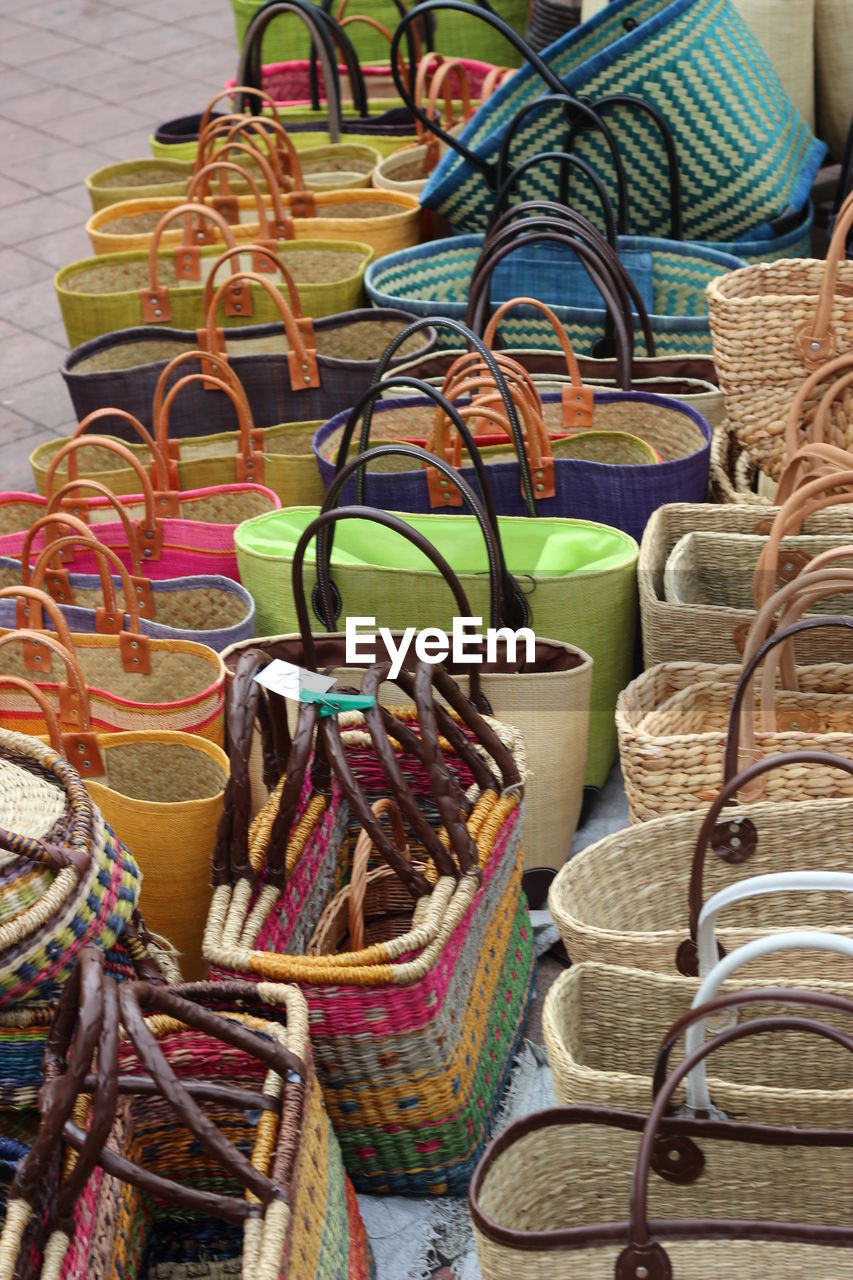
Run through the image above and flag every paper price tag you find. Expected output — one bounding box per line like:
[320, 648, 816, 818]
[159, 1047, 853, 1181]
[253, 659, 337, 701]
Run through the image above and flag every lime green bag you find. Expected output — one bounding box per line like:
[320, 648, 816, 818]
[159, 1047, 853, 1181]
[55, 202, 372, 348]
[235, 425, 638, 789]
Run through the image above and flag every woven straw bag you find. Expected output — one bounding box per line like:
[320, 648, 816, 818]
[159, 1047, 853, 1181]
[415, 0, 824, 239]
[224, 490, 592, 874]
[0, 951, 372, 1280]
[0, 575, 225, 744]
[549, 750, 853, 985]
[0, 514, 254, 654]
[0, 660, 227, 981]
[544, 952, 853, 1125]
[315, 301, 711, 543]
[470, 1008, 853, 1279]
[86, 144, 420, 260]
[0, 428, 279, 584]
[707, 193, 853, 482]
[205, 644, 534, 1194]
[55, 201, 372, 348]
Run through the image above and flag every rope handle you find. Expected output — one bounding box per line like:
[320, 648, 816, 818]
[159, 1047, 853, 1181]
[348, 797, 413, 949]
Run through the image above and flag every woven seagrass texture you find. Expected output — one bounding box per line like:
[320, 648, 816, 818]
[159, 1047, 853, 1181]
[61, 311, 434, 439]
[233, 510, 636, 788]
[470, 1117, 853, 1279]
[708, 258, 853, 480]
[709, 422, 777, 506]
[0, 564, 254, 654]
[422, 0, 824, 240]
[638, 501, 853, 666]
[543, 961, 853, 1126]
[364, 235, 739, 357]
[55, 240, 373, 347]
[205, 700, 535, 1193]
[0, 631, 225, 745]
[0, 731, 140, 1009]
[87, 189, 420, 258]
[549, 793, 853, 978]
[617, 659, 853, 822]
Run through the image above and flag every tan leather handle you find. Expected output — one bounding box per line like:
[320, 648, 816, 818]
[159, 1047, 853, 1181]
[187, 158, 274, 240]
[45, 438, 159, 532]
[439, 353, 543, 419]
[145, 203, 238, 309]
[484, 295, 594, 430]
[197, 85, 283, 141]
[205, 269, 319, 390]
[347, 797, 411, 952]
[795, 188, 853, 367]
[196, 115, 272, 175]
[753, 465, 853, 605]
[782, 350, 853, 462]
[200, 242, 306, 325]
[227, 116, 305, 192]
[66, 407, 170, 493]
[19, 509, 139, 582]
[762, 569, 853, 710]
[0, 675, 64, 754]
[190, 140, 293, 244]
[157, 372, 263, 485]
[31, 533, 145, 640]
[427, 57, 472, 127]
[0, 583, 76, 652]
[775, 441, 853, 507]
[0, 623, 94, 733]
[480, 64, 513, 99]
[151, 347, 245, 443]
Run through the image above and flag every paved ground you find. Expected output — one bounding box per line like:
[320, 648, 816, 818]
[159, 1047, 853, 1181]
[0, 0, 238, 490]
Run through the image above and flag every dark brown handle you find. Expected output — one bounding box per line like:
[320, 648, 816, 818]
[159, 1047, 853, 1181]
[680, 749, 853, 974]
[651, 986, 853, 1100]
[620, 1011, 853, 1272]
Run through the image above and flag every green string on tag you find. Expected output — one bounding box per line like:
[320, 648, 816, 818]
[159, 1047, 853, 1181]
[300, 690, 377, 718]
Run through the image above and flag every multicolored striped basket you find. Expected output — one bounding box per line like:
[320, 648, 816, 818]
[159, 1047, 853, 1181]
[204, 650, 535, 1195]
[0, 952, 373, 1280]
[364, 233, 744, 357]
[417, 0, 826, 238]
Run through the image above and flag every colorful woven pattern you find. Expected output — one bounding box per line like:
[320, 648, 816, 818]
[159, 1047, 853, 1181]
[422, 0, 825, 238]
[365, 235, 741, 355]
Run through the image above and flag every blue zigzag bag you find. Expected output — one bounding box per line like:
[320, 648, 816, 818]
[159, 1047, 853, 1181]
[393, 0, 825, 240]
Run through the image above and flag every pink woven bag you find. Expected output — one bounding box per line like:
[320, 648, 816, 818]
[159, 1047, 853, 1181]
[0, 411, 279, 583]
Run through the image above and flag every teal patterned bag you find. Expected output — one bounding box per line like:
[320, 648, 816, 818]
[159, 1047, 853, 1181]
[408, 0, 826, 239]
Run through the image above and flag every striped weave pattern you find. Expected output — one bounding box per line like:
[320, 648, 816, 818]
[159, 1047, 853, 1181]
[422, 0, 825, 239]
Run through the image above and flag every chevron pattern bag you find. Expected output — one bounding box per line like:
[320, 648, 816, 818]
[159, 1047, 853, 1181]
[406, 0, 825, 239]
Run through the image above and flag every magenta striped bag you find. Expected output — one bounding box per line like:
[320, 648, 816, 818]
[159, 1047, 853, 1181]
[0, 424, 279, 583]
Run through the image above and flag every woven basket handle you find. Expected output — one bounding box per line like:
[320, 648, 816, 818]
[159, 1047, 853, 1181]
[31, 534, 149, 667]
[227, 117, 307, 193]
[236, 1, 346, 142]
[752, 466, 853, 605]
[679, 748, 853, 976]
[618, 1010, 853, 1278]
[45, 437, 162, 563]
[203, 264, 319, 394]
[563, 92, 683, 241]
[483, 296, 594, 430]
[156, 372, 263, 487]
[145, 204, 238, 319]
[781, 350, 853, 469]
[348, 798, 414, 947]
[389, 3, 584, 182]
[795, 188, 853, 367]
[197, 85, 284, 141]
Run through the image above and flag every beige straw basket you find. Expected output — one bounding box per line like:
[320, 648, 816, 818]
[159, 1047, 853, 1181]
[638, 500, 853, 666]
[543, 960, 853, 1126]
[707, 192, 853, 481]
[549, 785, 853, 979]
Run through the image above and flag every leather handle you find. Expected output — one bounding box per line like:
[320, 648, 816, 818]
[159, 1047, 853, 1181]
[0, 674, 65, 754]
[31, 533, 146, 642]
[151, 347, 247, 446]
[65, 407, 170, 494]
[187, 156, 274, 240]
[202, 242, 306, 317]
[197, 85, 283, 140]
[0, 581, 76, 653]
[156, 372, 261, 483]
[218, 121, 306, 197]
[752, 466, 853, 604]
[762, 563, 853, 695]
[795, 188, 853, 367]
[196, 117, 284, 190]
[147, 202, 237, 294]
[348, 798, 414, 949]
[45, 437, 160, 553]
[490, 150, 620, 244]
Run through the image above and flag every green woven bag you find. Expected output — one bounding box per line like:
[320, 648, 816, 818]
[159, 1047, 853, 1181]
[55, 203, 372, 348]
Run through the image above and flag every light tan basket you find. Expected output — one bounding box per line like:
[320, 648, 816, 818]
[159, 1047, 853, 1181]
[549, 754, 853, 978]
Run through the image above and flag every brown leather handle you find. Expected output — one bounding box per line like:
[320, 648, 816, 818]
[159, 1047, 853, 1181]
[0, 582, 76, 652]
[762, 561, 853, 695]
[187, 156, 274, 238]
[151, 346, 246, 443]
[147, 202, 238, 293]
[156, 372, 262, 485]
[484, 295, 594, 431]
[679, 748, 853, 974]
[772, 441, 853, 510]
[201, 243, 306, 320]
[31, 533, 146, 642]
[795, 188, 853, 367]
[0, 675, 64, 754]
[0, 624, 92, 727]
[225, 116, 306, 192]
[753, 466, 853, 604]
[197, 85, 283, 140]
[348, 797, 412, 949]
[439, 353, 542, 423]
[782, 351, 853, 467]
[621, 1010, 853, 1270]
[45, 437, 158, 532]
[20, 507, 144, 585]
[66, 408, 170, 491]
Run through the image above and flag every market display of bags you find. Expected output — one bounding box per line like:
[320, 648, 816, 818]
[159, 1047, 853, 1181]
[6, 0, 853, 1274]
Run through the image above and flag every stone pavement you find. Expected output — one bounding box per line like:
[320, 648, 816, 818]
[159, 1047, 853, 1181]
[0, 0, 237, 490]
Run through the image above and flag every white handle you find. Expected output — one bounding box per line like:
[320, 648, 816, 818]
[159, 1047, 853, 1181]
[686, 918, 853, 1113]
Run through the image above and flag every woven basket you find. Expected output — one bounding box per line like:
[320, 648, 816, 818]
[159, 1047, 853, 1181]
[544, 959, 853, 1126]
[638, 500, 853, 666]
[550, 748, 853, 978]
[55, 203, 372, 347]
[204, 650, 534, 1194]
[86, 145, 381, 211]
[470, 1012, 853, 1278]
[707, 194, 853, 482]
[0, 959, 372, 1280]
